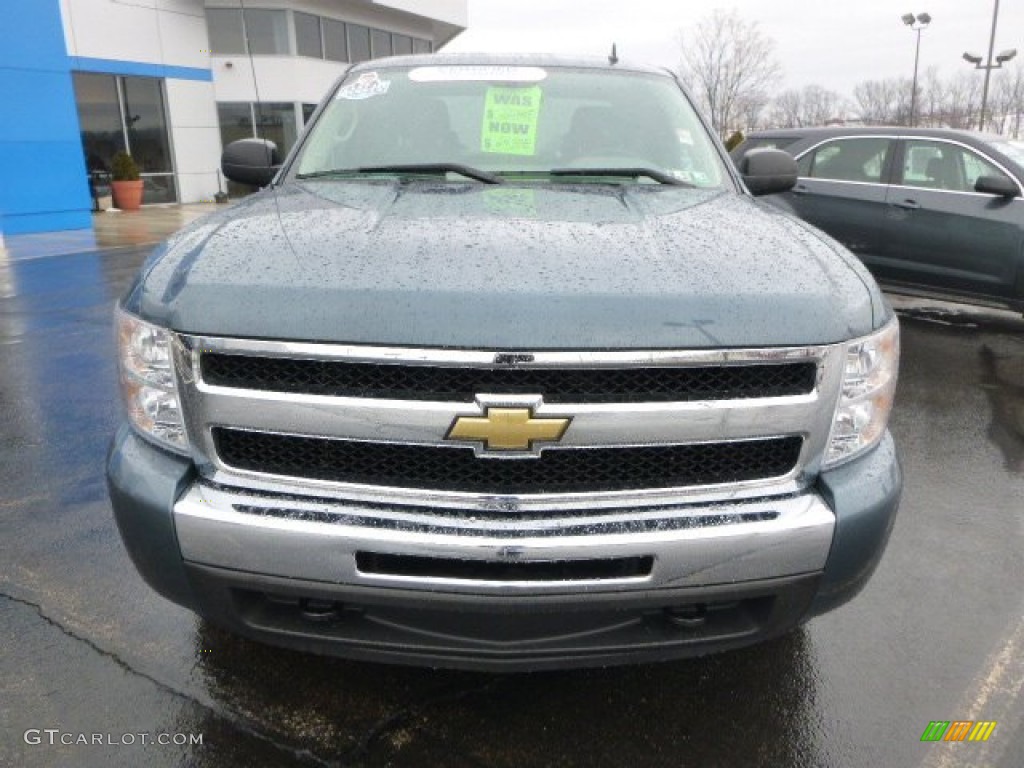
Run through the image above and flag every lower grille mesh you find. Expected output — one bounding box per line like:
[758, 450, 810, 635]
[355, 553, 654, 581]
[213, 428, 803, 494]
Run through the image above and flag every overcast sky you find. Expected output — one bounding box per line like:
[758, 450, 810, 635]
[444, 0, 1024, 96]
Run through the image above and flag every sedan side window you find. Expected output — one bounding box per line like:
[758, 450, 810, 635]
[962, 151, 1003, 189]
[800, 138, 892, 183]
[796, 152, 813, 177]
[900, 140, 1002, 192]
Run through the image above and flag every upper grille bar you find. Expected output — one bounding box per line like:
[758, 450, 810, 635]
[201, 353, 817, 403]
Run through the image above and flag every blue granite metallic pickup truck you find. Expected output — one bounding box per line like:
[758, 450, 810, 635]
[108, 54, 901, 670]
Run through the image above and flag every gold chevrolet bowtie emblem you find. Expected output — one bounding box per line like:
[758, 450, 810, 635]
[446, 407, 570, 452]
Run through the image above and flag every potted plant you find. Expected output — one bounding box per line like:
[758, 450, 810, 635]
[110, 151, 144, 210]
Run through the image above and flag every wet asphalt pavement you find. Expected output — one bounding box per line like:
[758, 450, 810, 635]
[1, 243, 1022, 767]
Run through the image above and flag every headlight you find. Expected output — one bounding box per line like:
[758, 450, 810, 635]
[824, 317, 899, 467]
[116, 307, 189, 453]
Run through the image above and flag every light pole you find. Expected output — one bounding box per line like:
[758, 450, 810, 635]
[963, 0, 1017, 132]
[902, 12, 931, 127]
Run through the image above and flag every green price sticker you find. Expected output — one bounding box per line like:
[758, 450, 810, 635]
[481, 86, 543, 156]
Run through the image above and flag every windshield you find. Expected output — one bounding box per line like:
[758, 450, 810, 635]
[984, 138, 1024, 169]
[733, 137, 801, 156]
[293, 65, 727, 187]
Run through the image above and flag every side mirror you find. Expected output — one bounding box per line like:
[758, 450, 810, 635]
[738, 148, 798, 196]
[974, 175, 1020, 198]
[221, 138, 281, 187]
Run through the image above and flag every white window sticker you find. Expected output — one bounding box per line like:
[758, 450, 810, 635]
[336, 72, 391, 100]
[409, 66, 548, 83]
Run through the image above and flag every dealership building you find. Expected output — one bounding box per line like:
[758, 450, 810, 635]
[0, 0, 466, 235]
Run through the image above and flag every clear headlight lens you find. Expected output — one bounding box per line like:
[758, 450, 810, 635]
[824, 318, 899, 467]
[116, 307, 188, 453]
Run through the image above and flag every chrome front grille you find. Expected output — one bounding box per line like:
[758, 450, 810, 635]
[173, 337, 845, 510]
[213, 428, 804, 494]
[201, 353, 818, 403]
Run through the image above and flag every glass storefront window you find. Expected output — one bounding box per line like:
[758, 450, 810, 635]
[212, 9, 430, 63]
[217, 101, 298, 197]
[370, 28, 392, 58]
[302, 104, 318, 126]
[206, 9, 246, 55]
[139, 176, 178, 205]
[73, 73, 177, 205]
[255, 102, 298, 156]
[295, 12, 322, 58]
[243, 9, 290, 55]
[217, 103, 255, 147]
[73, 73, 126, 173]
[218, 102, 299, 156]
[122, 77, 176, 203]
[217, 103, 258, 198]
[122, 78, 172, 175]
[392, 34, 413, 56]
[348, 24, 371, 63]
[323, 19, 348, 62]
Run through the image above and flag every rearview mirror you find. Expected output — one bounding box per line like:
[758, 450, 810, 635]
[737, 148, 798, 196]
[221, 138, 281, 187]
[974, 175, 1020, 198]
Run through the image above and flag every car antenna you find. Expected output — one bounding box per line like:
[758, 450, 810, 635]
[608, 43, 619, 65]
[238, 0, 274, 175]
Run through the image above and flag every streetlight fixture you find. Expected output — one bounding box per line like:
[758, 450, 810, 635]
[902, 12, 931, 127]
[963, 0, 1017, 131]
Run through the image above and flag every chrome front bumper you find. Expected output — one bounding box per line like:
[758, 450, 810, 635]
[110, 423, 900, 670]
[174, 482, 835, 596]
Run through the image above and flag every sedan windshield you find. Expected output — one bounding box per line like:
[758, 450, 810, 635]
[294, 64, 727, 187]
[984, 138, 1024, 169]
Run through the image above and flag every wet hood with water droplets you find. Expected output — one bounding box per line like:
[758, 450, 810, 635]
[128, 181, 885, 348]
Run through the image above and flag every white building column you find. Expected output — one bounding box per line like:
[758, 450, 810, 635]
[166, 79, 223, 203]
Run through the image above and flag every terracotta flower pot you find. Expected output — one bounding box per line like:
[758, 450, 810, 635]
[111, 179, 144, 210]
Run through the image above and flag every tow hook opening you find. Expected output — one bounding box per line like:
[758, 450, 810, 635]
[298, 598, 344, 623]
[664, 604, 709, 628]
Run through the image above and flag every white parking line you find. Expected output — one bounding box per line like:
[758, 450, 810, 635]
[919, 610, 1024, 768]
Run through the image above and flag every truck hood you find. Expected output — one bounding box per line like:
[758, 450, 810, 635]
[131, 182, 882, 349]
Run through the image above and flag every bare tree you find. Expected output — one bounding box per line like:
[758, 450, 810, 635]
[768, 85, 845, 128]
[992, 63, 1024, 137]
[734, 92, 770, 133]
[794, 64, 1019, 136]
[770, 89, 804, 128]
[801, 85, 846, 126]
[918, 67, 946, 127]
[943, 72, 983, 129]
[679, 10, 782, 136]
[853, 78, 912, 125]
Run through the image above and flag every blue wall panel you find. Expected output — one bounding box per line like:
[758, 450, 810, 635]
[0, 66, 87, 143]
[71, 56, 213, 82]
[0, 0, 91, 234]
[0, 158, 92, 229]
[0, 0, 68, 66]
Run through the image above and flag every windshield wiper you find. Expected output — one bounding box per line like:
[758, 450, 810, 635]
[549, 168, 691, 186]
[295, 168, 367, 180]
[296, 164, 503, 184]
[361, 163, 504, 184]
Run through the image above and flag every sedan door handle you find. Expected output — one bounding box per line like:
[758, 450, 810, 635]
[791, 184, 809, 196]
[892, 199, 921, 210]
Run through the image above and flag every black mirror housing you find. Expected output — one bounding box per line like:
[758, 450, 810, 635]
[974, 175, 1020, 198]
[221, 138, 281, 187]
[738, 148, 798, 196]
